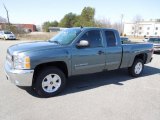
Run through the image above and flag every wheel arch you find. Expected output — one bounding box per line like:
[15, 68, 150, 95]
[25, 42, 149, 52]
[134, 53, 148, 64]
[32, 61, 69, 86]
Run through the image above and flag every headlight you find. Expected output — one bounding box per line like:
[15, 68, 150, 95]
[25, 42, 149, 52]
[13, 55, 30, 69]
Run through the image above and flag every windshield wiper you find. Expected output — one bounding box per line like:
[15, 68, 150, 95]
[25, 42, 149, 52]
[49, 40, 61, 45]
[53, 41, 61, 45]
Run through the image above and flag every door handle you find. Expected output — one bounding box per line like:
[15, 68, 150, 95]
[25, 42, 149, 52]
[98, 50, 105, 55]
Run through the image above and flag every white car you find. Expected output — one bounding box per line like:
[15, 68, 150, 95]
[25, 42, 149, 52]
[143, 37, 149, 42]
[0, 31, 16, 40]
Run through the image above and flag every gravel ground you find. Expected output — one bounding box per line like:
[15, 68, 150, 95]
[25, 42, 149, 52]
[0, 40, 160, 120]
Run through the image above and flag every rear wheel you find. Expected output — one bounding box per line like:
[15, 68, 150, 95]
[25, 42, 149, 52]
[128, 59, 144, 77]
[34, 67, 66, 97]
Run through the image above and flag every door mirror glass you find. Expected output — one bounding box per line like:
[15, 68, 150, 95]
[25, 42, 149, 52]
[76, 40, 89, 48]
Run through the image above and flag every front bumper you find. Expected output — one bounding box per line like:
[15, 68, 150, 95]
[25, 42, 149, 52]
[154, 47, 160, 52]
[6, 37, 16, 40]
[4, 62, 34, 86]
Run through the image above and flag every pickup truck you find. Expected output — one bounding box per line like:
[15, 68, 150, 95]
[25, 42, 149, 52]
[5, 27, 154, 97]
[147, 37, 160, 52]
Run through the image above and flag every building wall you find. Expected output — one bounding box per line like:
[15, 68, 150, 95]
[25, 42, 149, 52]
[14, 24, 36, 32]
[124, 21, 160, 36]
[0, 23, 36, 32]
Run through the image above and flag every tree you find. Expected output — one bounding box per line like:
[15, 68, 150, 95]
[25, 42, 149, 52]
[95, 18, 112, 28]
[112, 22, 122, 35]
[42, 21, 51, 32]
[132, 15, 143, 37]
[73, 15, 81, 27]
[50, 20, 59, 27]
[42, 21, 59, 32]
[58, 7, 96, 27]
[59, 12, 78, 27]
[80, 7, 95, 26]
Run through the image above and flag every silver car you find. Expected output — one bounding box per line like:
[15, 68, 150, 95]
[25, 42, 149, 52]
[0, 31, 16, 40]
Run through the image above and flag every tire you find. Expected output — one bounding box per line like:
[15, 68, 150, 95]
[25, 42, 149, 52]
[34, 67, 66, 97]
[128, 59, 144, 77]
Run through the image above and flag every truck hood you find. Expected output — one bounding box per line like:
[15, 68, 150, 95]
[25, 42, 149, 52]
[8, 41, 62, 55]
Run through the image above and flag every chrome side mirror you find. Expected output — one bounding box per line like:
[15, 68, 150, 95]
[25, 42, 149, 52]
[76, 40, 89, 48]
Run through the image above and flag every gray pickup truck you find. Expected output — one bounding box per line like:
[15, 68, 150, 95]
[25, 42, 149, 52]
[5, 27, 153, 97]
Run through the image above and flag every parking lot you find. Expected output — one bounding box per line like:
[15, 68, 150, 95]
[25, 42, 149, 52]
[0, 40, 160, 120]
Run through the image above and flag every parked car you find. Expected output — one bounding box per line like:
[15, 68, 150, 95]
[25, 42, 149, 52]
[147, 37, 160, 52]
[4, 27, 154, 97]
[120, 37, 131, 44]
[0, 31, 16, 40]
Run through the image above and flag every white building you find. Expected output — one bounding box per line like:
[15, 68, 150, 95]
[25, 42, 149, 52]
[124, 21, 160, 37]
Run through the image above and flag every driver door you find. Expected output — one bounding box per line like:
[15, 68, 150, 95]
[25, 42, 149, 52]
[71, 30, 106, 75]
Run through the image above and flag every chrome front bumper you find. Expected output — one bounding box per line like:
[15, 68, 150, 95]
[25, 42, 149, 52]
[154, 47, 160, 52]
[4, 62, 34, 86]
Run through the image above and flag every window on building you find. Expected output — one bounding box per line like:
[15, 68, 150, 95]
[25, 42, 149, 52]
[147, 32, 149, 35]
[139, 32, 141, 35]
[147, 27, 150, 30]
[132, 32, 134, 34]
[156, 27, 158, 30]
[132, 27, 134, 30]
[139, 27, 142, 30]
[155, 32, 157, 35]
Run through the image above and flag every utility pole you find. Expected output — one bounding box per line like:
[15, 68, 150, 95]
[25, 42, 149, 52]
[120, 14, 124, 36]
[3, 3, 11, 30]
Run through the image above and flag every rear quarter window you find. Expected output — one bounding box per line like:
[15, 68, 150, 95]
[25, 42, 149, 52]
[104, 31, 117, 47]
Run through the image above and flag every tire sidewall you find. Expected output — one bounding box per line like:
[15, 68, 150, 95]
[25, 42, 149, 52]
[130, 59, 144, 77]
[35, 67, 66, 97]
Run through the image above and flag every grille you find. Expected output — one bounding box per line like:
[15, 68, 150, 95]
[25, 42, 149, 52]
[6, 53, 13, 68]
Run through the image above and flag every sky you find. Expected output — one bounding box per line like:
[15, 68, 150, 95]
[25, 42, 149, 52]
[0, 0, 160, 25]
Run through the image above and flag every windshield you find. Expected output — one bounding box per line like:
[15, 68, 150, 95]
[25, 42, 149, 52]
[148, 38, 160, 43]
[49, 28, 81, 45]
[4, 31, 12, 34]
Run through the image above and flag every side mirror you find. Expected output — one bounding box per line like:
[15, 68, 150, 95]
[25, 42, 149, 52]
[76, 40, 89, 48]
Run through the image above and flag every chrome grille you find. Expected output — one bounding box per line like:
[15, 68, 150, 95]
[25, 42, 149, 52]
[6, 53, 13, 68]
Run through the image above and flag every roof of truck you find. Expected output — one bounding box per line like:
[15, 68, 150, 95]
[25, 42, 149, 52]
[71, 27, 116, 31]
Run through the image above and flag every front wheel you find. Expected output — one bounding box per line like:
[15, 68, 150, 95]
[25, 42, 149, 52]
[34, 67, 66, 97]
[128, 59, 144, 77]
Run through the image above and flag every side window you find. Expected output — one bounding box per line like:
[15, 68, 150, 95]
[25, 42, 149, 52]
[79, 30, 102, 48]
[105, 31, 117, 47]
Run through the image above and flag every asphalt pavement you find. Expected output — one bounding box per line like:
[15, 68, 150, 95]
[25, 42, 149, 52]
[0, 40, 160, 120]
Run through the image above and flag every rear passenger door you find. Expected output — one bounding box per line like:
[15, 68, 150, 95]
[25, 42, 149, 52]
[104, 30, 122, 70]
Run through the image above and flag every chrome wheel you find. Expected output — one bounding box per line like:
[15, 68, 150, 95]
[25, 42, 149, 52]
[134, 62, 143, 74]
[42, 74, 61, 93]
